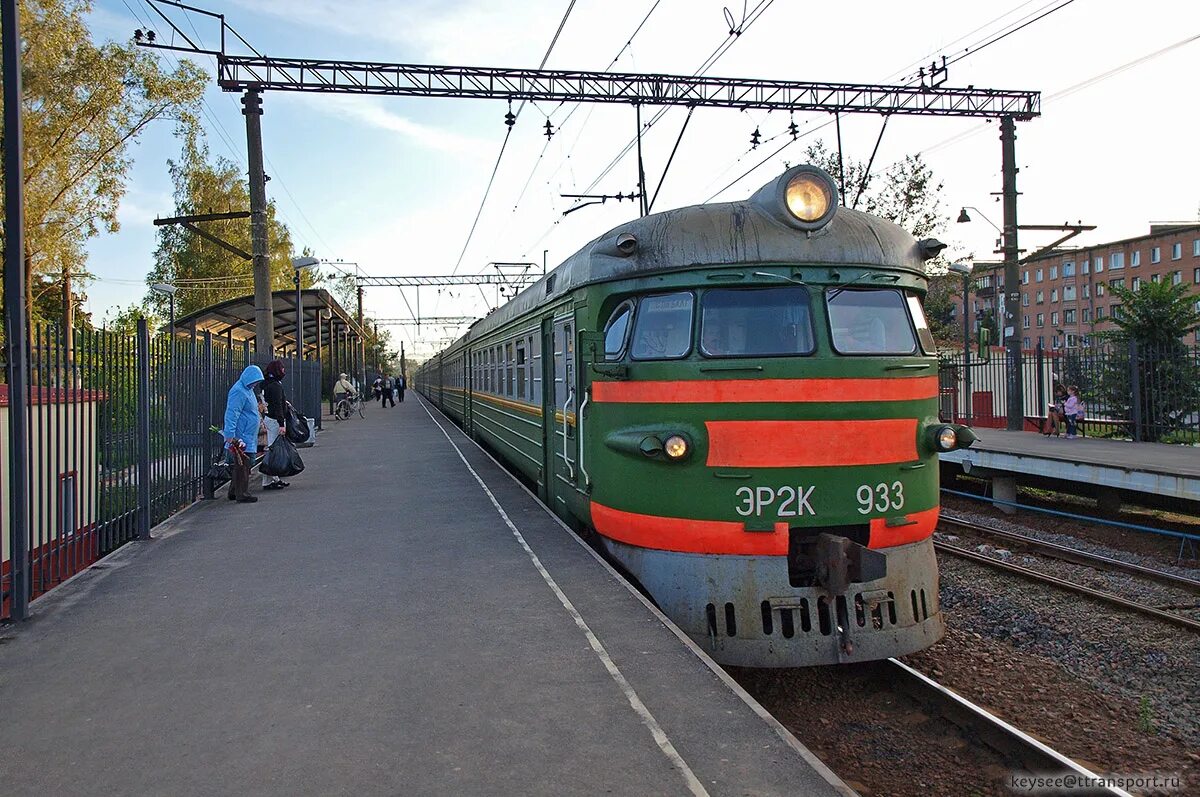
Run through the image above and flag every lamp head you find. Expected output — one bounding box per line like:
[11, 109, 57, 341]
[149, 283, 177, 296]
[292, 256, 320, 271]
[956, 208, 971, 224]
[947, 262, 973, 277]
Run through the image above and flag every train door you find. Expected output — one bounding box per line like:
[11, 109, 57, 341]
[548, 315, 578, 513]
[464, 349, 473, 434]
[539, 318, 555, 502]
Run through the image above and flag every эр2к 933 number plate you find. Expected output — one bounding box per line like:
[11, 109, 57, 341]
[733, 482, 906, 519]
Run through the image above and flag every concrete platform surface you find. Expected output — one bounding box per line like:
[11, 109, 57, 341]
[960, 428, 1200, 477]
[0, 397, 851, 797]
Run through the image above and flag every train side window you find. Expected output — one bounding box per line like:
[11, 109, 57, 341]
[907, 294, 936, 354]
[603, 301, 634, 359]
[826, 288, 917, 355]
[506, 342, 514, 396]
[630, 292, 694, 360]
[700, 287, 814, 357]
[516, 341, 528, 399]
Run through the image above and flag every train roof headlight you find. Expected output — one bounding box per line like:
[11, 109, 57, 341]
[663, 434, 690, 461]
[936, 426, 958, 451]
[785, 171, 835, 224]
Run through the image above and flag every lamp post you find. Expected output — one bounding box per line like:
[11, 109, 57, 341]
[291, 256, 320, 419]
[949, 262, 973, 423]
[149, 282, 177, 338]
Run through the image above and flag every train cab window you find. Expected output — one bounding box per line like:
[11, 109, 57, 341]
[907, 294, 936, 354]
[603, 301, 634, 359]
[630, 292, 693, 360]
[516, 343, 527, 399]
[826, 288, 917, 355]
[700, 287, 814, 357]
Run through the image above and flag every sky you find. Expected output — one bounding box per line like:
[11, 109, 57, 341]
[82, 0, 1200, 356]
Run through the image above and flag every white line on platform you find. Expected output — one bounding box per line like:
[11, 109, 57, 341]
[418, 398, 710, 797]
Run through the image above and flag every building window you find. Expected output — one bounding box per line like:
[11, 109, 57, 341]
[1081, 259, 1090, 274]
[1036, 313, 1044, 326]
[1131, 250, 1140, 267]
[1194, 239, 1200, 257]
[1152, 273, 1161, 284]
[1022, 270, 1029, 284]
[1097, 283, 1105, 297]
[1063, 285, 1076, 301]
[1035, 269, 1043, 283]
[1050, 265, 1059, 280]
[1021, 293, 1029, 307]
[1051, 289, 1059, 303]
[1036, 290, 1044, 304]
[1132, 277, 1141, 290]
[1064, 309, 1076, 324]
[1083, 284, 1090, 299]
[1082, 308, 1091, 322]
[1110, 252, 1124, 270]
[1095, 306, 1104, 320]
[1052, 336, 1061, 350]
[1112, 304, 1124, 319]
[1066, 333, 1078, 348]
[1172, 242, 1182, 260]
[1022, 315, 1030, 329]
[1194, 267, 1200, 283]
[1173, 270, 1183, 285]
[1023, 336, 1031, 349]
[1110, 278, 1124, 290]
[1062, 262, 1075, 277]
[1151, 246, 1161, 263]
[1095, 257, 1104, 273]
[1051, 311, 1060, 326]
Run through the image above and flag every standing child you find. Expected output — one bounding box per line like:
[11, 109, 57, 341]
[1064, 385, 1082, 439]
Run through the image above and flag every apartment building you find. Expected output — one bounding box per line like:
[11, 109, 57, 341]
[952, 222, 1200, 350]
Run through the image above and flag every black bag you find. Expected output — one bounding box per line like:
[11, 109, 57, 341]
[284, 404, 311, 444]
[261, 434, 305, 477]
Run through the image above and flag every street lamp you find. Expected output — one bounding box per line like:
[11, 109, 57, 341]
[291, 256, 320, 418]
[957, 206, 1003, 249]
[149, 283, 177, 338]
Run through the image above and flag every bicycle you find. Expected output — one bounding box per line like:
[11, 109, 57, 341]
[334, 393, 365, 420]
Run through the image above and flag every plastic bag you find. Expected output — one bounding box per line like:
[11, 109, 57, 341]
[285, 404, 311, 444]
[260, 434, 305, 477]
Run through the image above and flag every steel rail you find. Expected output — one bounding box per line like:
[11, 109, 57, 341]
[940, 513, 1200, 593]
[885, 660, 1132, 796]
[933, 542, 1200, 633]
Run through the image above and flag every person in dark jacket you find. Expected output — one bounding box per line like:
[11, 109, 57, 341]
[380, 374, 395, 408]
[261, 360, 290, 490]
[397, 373, 406, 403]
[222, 364, 265, 503]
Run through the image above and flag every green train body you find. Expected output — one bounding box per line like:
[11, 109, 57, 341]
[416, 166, 972, 667]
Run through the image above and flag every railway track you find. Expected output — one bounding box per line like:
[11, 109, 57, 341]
[884, 659, 1131, 797]
[936, 513, 1200, 633]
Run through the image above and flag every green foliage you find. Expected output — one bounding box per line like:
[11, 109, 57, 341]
[146, 139, 309, 317]
[0, 0, 207, 322]
[1094, 281, 1200, 441]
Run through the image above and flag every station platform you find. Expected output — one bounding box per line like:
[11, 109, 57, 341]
[941, 427, 1200, 508]
[0, 398, 850, 796]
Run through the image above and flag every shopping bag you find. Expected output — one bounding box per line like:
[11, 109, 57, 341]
[260, 434, 305, 477]
[284, 404, 311, 444]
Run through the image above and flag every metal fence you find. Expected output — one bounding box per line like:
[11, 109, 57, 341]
[939, 340, 1200, 444]
[2, 320, 322, 621]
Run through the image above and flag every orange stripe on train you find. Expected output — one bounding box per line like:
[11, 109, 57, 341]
[590, 501, 938, 554]
[591, 376, 937, 404]
[705, 419, 918, 468]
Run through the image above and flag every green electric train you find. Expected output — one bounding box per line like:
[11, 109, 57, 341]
[416, 165, 974, 667]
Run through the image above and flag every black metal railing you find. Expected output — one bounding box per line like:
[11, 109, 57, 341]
[2, 320, 322, 621]
[939, 341, 1200, 444]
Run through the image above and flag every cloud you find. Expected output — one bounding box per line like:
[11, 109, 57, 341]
[291, 94, 487, 155]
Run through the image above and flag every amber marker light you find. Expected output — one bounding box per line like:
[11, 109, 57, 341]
[663, 434, 690, 461]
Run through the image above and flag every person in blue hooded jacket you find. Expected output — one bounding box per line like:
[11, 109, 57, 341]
[222, 364, 265, 503]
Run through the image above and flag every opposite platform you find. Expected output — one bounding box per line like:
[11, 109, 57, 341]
[0, 396, 850, 796]
[941, 427, 1200, 504]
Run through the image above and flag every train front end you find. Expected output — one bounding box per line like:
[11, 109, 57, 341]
[583, 166, 973, 667]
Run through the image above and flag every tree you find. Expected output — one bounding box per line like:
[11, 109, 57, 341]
[1095, 280, 1200, 441]
[0, 0, 207, 324]
[146, 139, 311, 318]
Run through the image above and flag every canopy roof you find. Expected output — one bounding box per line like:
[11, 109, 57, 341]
[172, 289, 363, 353]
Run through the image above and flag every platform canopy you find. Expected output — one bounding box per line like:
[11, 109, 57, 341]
[171, 289, 364, 354]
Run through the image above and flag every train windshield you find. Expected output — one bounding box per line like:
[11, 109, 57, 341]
[700, 287, 815, 357]
[630, 292, 694, 360]
[826, 288, 917, 354]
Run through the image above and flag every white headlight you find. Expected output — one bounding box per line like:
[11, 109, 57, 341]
[663, 435, 690, 460]
[936, 427, 958, 451]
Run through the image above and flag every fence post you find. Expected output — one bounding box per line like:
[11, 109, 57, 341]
[1035, 340, 1045, 420]
[1129, 339, 1142, 442]
[135, 319, 152, 540]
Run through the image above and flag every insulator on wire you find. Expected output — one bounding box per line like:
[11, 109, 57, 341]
[544, 119, 554, 139]
[788, 118, 799, 140]
[750, 126, 761, 149]
[504, 100, 516, 128]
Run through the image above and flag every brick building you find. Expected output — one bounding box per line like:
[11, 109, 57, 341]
[952, 222, 1200, 350]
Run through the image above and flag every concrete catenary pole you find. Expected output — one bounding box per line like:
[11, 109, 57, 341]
[242, 89, 274, 359]
[1000, 116, 1023, 431]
